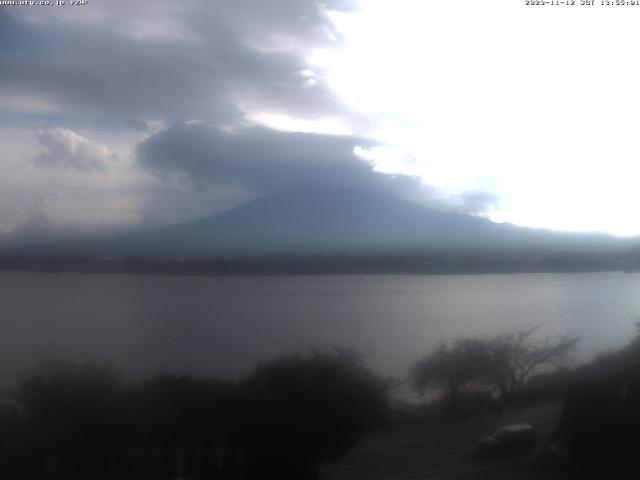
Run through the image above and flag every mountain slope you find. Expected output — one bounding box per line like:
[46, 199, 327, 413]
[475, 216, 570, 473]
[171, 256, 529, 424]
[71, 186, 625, 257]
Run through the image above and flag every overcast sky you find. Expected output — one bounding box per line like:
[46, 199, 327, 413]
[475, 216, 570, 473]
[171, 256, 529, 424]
[2, 0, 640, 239]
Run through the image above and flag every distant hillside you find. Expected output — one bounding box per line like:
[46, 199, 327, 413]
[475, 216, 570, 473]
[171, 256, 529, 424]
[32, 185, 627, 258]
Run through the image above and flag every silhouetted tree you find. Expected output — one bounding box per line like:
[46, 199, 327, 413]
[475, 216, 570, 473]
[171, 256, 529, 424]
[412, 328, 579, 415]
[1, 354, 389, 480]
[411, 338, 494, 416]
[489, 326, 579, 399]
[0, 396, 28, 477]
[239, 350, 390, 480]
[559, 326, 640, 477]
[10, 363, 240, 480]
[139, 374, 236, 479]
[15, 361, 130, 480]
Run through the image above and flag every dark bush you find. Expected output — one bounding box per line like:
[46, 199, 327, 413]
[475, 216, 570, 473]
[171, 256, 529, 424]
[15, 362, 130, 480]
[559, 334, 640, 477]
[239, 351, 391, 479]
[0, 352, 389, 480]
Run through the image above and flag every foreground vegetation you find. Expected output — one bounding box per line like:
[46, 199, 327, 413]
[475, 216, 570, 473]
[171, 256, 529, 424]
[0, 351, 390, 480]
[556, 326, 640, 478]
[411, 326, 579, 417]
[3, 324, 640, 479]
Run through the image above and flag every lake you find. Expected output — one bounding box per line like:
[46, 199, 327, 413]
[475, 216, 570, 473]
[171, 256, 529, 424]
[1, 271, 639, 386]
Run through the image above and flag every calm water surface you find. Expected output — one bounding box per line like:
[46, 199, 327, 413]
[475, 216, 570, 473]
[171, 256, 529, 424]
[1, 271, 639, 384]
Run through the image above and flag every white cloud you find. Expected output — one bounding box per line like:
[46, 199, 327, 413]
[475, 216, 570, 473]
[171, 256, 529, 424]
[316, 0, 640, 235]
[32, 128, 114, 173]
[244, 111, 353, 135]
[0, 127, 157, 238]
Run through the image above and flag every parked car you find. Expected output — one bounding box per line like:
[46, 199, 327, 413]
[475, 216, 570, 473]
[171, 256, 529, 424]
[476, 424, 537, 458]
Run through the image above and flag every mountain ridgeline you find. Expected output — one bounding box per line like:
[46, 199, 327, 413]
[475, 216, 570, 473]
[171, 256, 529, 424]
[2, 186, 638, 274]
[62, 187, 628, 255]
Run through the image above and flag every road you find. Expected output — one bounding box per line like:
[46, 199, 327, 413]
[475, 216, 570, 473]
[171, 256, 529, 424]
[320, 403, 562, 480]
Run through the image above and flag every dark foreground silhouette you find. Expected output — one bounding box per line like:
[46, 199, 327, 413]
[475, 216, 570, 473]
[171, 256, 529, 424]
[5, 329, 640, 480]
[555, 329, 640, 479]
[0, 352, 390, 480]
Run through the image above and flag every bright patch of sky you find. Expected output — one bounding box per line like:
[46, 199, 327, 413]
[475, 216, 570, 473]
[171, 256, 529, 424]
[310, 0, 640, 235]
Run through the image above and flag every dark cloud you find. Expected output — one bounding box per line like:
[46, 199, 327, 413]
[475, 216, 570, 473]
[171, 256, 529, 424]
[136, 123, 501, 224]
[0, 0, 379, 235]
[137, 123, 434, 202]
[0, 1, 356, 127]
[0, 0, 497, 239]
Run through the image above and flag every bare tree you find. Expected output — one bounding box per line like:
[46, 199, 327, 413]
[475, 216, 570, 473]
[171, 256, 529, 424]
[411, 338, 494, 416]
[241, 351, 391, 479]
[489, 325, 579, 398]
[412, 327, 580, 415]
